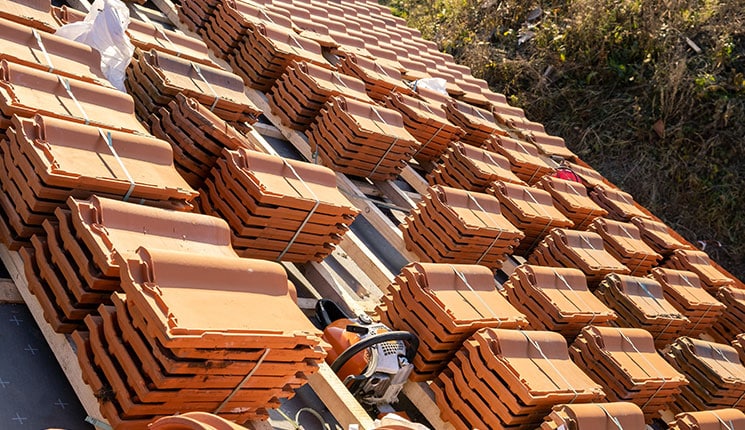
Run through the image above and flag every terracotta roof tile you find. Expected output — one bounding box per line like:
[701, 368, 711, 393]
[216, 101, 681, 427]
[630, 216, 695, 256]
[0, 0, 58, 32]
[535, 175, 608, 229]
[668, 408, 745, 430]
[663, 249, 735, 292]
[541, 402, 645, 430]
[709, 286, 745, 343]
[484, 135, 556, 185]
[427, 141, 523, 191]
[586, 217, 662, 275]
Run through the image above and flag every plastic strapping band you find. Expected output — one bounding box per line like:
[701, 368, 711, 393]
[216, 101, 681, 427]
[465, 192, 504, 265]
[519, 330, 579, 403]
[99, 129, 135, 201]
[32, 29, 54, 73]
[368, 107, 397, 179]
[214, 348, 270, 414]
[521, 187, 556, 250]
[449, 264, 500, 324]
[577, 233, 607, 269]
[412, 122, 446, 157]
[680, 272, 716, 334]
[191, 63, 220, 111]
[59, 76, 89, 125]
[154, 25, 176, 51]
[709, 411, 735, 430]
[596, 404, 623, 430]
[277, 160, 320, 261]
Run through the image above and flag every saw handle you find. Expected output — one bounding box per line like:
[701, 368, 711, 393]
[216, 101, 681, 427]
[330, 331, 419, 373]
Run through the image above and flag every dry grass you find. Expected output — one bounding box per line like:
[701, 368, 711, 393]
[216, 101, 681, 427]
[383, 0, 745, 280]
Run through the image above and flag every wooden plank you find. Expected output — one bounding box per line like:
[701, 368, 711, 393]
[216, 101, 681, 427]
[337, 231, 395, 287]
[308, 364, 376, 430]
[402, 382, 455, 430]
[299, 261, 373, 316]
[399, 166, 430, 196]
[0, 244, 108, 425]
[0, 278, 22, 303]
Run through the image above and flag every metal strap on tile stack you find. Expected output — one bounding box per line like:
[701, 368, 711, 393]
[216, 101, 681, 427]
[484, 134, 557, 185]
[427, 141, 525, 192]
[401, 184, 524, 269]
[662, 248, 735, 293]
[594, 273, 689, 349]
[569, 326, 688, 420]
[527, 228, 630, 287]
[433, 328, 605, 430]
[16, 195, 234, 333]
[375, 262, 528, 381]
[199, 148, 360, 262]
[534, 175, 609, 229]
[539, 402, 646, 430]
[502, 265, 617, 339]
[649, 268, 726, 338]
[488, 180, 575, 255]
[385, 91, 465, 164]
[668, 408, 745, 430]
[709, 286, 745, 343]
[307, 95, 419, 181]
[268, 60, 373, 131]
[126, 48, 260, 125]
[149, 93, 259, 189]
[662, 337, 745, 415]
[587, 217, 662, 276]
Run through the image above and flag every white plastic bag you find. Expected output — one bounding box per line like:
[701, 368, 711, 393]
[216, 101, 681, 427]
[55, 0, 134, 91]
[412, 77, 448, 95]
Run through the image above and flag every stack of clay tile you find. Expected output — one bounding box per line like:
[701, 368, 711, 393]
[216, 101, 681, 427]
[401, 185, 524, 269]
[663, 249, 735, 293]
[72, 245, 325, 428]
[488, 180, 574, 255]
[433, 328, 605, 430]
[484, 135, 555, 185]
[149, 93, 258, 188]
[0, 0, 58, 32]
[534, 175, 609, 229]
[586, 218, 662, 276]
[0, 18, 112, 89]
[199, 148, 359, 262]
[528, 229, 629, 287]
[375, 262, 528, 380]
[732, 334, 745, 363]
[178, 0, 218, 33]
[630, 216, 696, 256]
[570, 326, 688, 418]
[540, 402, 645, 430]
[668, 408, 745, 430]
[126, 48, 260, 124]
[427, 142, 525, 192]
[385, 91, 465, 163]
[0, 113, 196, 248]
[268, 60, 373, 131]
[663, 337, 745, 414]
[649, 268, 725, 338]
[444, 98, 506, 146]
[149, 412, 248, 429]
[709, 287, 745, 343]
[0, 61, 147, 134]
[589, 184, 651, 222]
[519, 131, 577, 161]
[337, 53, 414, 102]
[18, 195, 237, 333]
[306, 95, 419, 180]
[595, 273, 688, 348]
[502, 265, 616, 339]
[567, 161, 611, 189]
[230, 20, 330, 92]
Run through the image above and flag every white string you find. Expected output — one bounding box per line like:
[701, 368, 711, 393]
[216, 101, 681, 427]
[679, 272, 716, 334]
[191, 63, 220, 111]
[214, 348, 270, 414]
[58, 76, 89, 124]
[98, 129, 135, 201]
[277, 159, 321, 261]
[596, 404, 624, 430]
[709, 411, 735, 430]
[464, 192, 505, 265]
[553, 270, 600, 326]
[154, 25, 176, 51]
[412, 121, 446, 157]
[617, 329, 668, 410]
[368, 106, 397, 179]
[32, 29, 54, 73]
